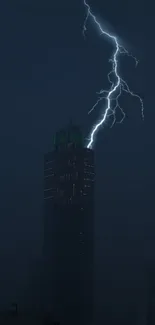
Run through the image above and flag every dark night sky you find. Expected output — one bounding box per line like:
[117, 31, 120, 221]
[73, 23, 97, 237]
[0, 0, 154, 322]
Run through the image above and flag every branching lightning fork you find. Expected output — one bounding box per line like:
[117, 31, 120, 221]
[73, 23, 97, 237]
[83, 0, 144, 149]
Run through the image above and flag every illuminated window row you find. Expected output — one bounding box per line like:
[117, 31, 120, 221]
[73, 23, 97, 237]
[44, 167, 53, 172]
[45, 160, 54, 165]
[44, 174, 54, 179]
[84, 163, 94, 168]
[84, 178, 94, 181]
[44, 187, 54, 192]
[59, 174, 78, 181]
[84, 170, 95, 175]
[44, 196, 54, 200]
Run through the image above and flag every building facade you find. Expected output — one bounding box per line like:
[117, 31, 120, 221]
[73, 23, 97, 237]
[43, 125, 95, 325]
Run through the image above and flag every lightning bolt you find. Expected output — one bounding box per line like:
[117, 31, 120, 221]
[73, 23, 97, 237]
[83, 0, 144, 149]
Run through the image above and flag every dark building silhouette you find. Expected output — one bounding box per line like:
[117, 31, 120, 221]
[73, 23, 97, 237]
[43, 124, 95, 325]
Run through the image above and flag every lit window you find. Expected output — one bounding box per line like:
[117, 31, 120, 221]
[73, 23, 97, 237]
[66, 174, 71, 180]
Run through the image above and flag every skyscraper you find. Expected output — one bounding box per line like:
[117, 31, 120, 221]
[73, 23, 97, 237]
[43, 124, 95, 325]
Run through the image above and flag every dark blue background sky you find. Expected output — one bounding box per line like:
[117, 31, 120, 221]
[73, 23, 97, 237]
[0, 0, 154, 322]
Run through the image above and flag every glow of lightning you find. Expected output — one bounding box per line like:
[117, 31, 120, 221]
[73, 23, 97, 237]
[83, 0, 144, 149]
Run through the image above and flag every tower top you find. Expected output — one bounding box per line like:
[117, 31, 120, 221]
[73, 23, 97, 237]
[53, 123, 83, 150]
